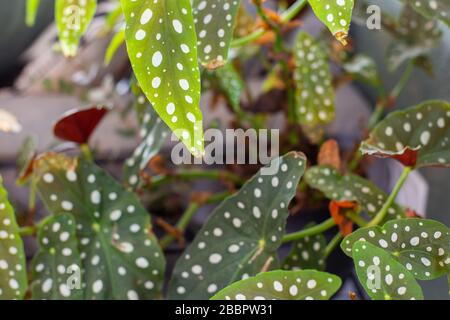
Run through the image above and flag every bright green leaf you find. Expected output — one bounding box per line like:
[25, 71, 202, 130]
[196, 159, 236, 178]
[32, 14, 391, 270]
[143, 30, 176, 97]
[405, 0, 450, 26]
[308, 0, 354, 44]
[55, 0, 97, 57]
[352, 241, 424, 300]
[211, 270, 341, 300]
[168, 152, 307, 299]
[342, 218, 450, 281]
[305, 165, 405, 220]
[26, 0, 41, 27]
[121, 0, 204, 157]
[361, 100, 450, 168]
[104, 28, 125, 66]
[0, 177, 27, 300]
[31, 213, 84, 300]
[192, 0, 240, 69]
[33, 153, 165, 299]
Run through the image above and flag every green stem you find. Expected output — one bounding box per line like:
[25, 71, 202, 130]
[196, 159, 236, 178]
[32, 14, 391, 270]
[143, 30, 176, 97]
[18, 226, 36, 237]
[282, 218, 335, 244]
[346, 211, 369, 227]
[368, 167, 412, 227]
[324, 233, 343, 258]
[80, 143, 93, 162]
[390, 60, 414, 100]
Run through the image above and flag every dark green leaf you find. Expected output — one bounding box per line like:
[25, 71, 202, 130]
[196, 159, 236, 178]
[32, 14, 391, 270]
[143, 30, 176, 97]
[342, 54, 381, 88]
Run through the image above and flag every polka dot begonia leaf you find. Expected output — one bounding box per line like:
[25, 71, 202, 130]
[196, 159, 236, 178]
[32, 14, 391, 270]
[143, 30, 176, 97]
[282, 223, 327, 271]
[305, 165, 405, 221]
[352, 241, 424, 300]
[308, 0, 354, 44]
[168, 152, 307, 299]
[33, 153, 165, 300]
[31, 213, 84, 300]
[211, 270, 342, 300]
[360, 100, 450, 168]
[123, 81, 170, 190]
[294, 32, 335, 127]
[26, 0, 41, 27]
[342, 218, 450, 281]
[0, 177, 27, 300]
[192, 0, 240, 70]
[55, 0, 97, 57]
[121, 0, 204, 157]
[404, 0, 450, 26]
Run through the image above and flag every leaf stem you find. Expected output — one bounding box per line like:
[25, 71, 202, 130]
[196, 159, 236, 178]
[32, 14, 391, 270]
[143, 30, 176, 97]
[282, 218, 335, 244]
[18, 226, 36, 237]
[149, 169, 243, 188]
[368, 166, 412, 227]
[80, 143, 94, 162]
[324, 233, 343, 258]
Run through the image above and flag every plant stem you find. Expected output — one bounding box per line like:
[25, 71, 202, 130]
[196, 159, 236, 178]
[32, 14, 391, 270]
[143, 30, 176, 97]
[80, 143, 93, 162]
[18, 226, 36, 237]
[368, 166, 412, 227]
[231, 0, 308, 48]
[282, 218, 335, 244]
[324, 233, 343, 258]
[346, 211, 368, 227]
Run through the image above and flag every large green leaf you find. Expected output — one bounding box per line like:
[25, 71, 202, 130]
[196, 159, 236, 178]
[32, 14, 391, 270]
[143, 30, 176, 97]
[33, 153, 165, 299]
[0, 177, 27, 300]
[168, 152, 307, 299]
[342, 218, 450, 281]
[294, 32, 335, 127]
[31, 213, 84, 300]
[55, 0, 97, 57]
[308, 0, 354, 44]
[305, 165, 405, 220]
[26, 0, 41, 27]
[360, 100, 450, 168]
[352, 241, 424, 300]
[192, 0, 240, 69]
[121, 0, 204, 156]
[405, 0, 450, 26]
[211, 270, 341, 300]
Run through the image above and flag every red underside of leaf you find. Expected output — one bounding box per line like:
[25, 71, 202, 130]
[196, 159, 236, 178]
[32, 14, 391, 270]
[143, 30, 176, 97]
[370, 147, 418, 167]
[329, 200, 357, 236]
[53, 106, 109, 144]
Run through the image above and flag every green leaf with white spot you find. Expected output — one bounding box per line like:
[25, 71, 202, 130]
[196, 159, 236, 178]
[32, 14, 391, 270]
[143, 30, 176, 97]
[104, 28, 125, 66]
[211, 270, 341, 300]
[26, 0, 41, 27]
[361, 100, 450, 168]
[121, 0, 204, 157]
[31, 213, 84, 300]
[55, 0, 97, 57]
[294, 32, 335, 127]
[0, 177, 27, 300]
[283, 223, 326, 271]
[308, 0, 354, 44]
[305, 165, 405, 220]
[404, 0, 450, 26]
[352, 241, 424, 300]
[168, 152, 307, 299]
[33, 153, 165, 300]
[342, 218, 450, 281]
[123, 82, 170, 189]
[192, 0, 240, 69]
[342, 54, 381, 88]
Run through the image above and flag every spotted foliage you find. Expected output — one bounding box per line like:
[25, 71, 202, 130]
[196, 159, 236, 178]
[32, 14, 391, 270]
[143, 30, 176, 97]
[168, 152, 307, 299]
[405, 0, 450, 26]
[342, 54, 381, 88]
[211, 270, 341, 300]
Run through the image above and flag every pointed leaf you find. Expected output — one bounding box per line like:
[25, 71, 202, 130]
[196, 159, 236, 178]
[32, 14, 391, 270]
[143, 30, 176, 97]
[211, 270, 341, 300]
[168, 152, 307, 299]
[31, 213, 84, 299]
[308, 0, 354, 44]
[53, 106, 109, 144]
[352, 241, 424, 300]
[192, 0, 240, 69]
[305, 165, 405, 221]
[283, 223, 327, 271]
[121, 0, 204, 156]
[404, 0, 450, 26]
[26, 0, 41, 27]
[33, 153, 165, 299]
[360, 100, 450, 168]
[55, 0, 97, 57]
[0, 177, 27, 300]
[294, 32, 335, 126]
[342, 218, 450, 281]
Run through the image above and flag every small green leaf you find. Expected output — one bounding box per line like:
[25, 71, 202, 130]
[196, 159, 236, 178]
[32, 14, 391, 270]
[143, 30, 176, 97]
[26, 0, 41, 27]
[308, 0, 354, 44]
[31, 213, 84, 300]
[168, 152, 307, 299]
[0, 177, 27, 300]
[405, 0, 450, 26]
[352, 241, 424, 300]
[342, 218, 450, 281]
[192, 0, 240, 69]
[342, 54, 381, 88]
[211, 270, 341, 300]
[283, 223, 327, 271]
[121, 0, 204, 156]
[33, 153, 165, 299]
[294, 32, 335, 127]
[361, 100, 450, 168]
[104, 28, 125, 66]
[55, 0, 97, 57]
[305, 165, 405, 220]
